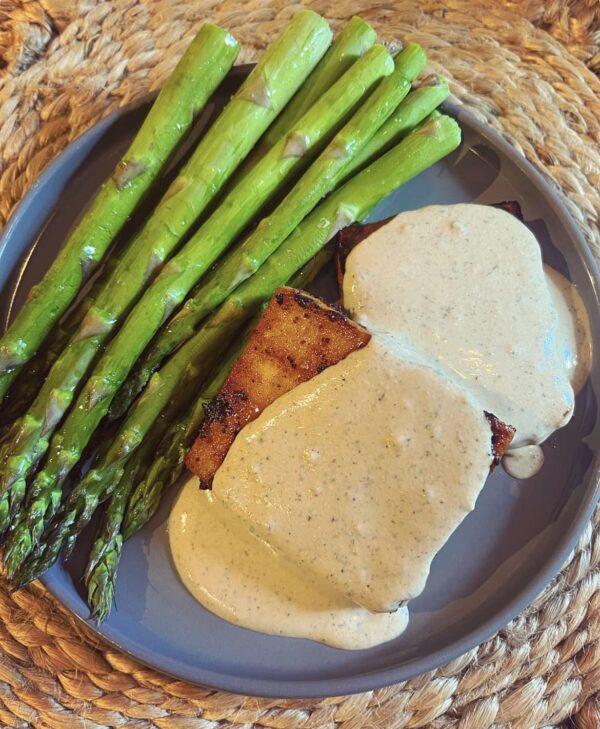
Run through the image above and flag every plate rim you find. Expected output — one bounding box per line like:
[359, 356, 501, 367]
[1, 70, 599, 698]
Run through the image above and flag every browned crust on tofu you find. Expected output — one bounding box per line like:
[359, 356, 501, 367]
[485, 411, 516, 468]
[185, 286, 371, 488]
[490, 200, 524, 220]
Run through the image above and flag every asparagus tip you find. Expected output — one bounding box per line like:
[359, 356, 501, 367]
[4, 535, 29, 580]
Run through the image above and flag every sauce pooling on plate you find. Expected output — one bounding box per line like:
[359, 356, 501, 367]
[170, 203, 592, 648]
[170, 469, 409, 650]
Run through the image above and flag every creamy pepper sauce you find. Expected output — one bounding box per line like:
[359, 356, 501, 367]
[343, 204, 591, 478]
[170, 203, 592, 648]
[170, 473, 409, 650]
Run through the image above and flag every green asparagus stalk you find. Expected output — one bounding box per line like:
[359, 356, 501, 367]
[84, 426, 162, 622]
[85, 521, 123, 623]
[1, 38, 391, 545]
[0, 24, 240, 401]
[13, 115, 461, 588]
[0, 320, 77, 429]
[0, 162, 181, 430]
[0, 494, 9, 537]
[239, 16, 376, 175]
[110, 44, 427, 417]
[0, 248, 125, 427]
[86, 339, 249, 624]
[122, 246, 333, 540]
[285, 244, 337, 290]
[337, 75, 450, 185]
[0, 415, 115, 569]
[0, 11, 333, 515]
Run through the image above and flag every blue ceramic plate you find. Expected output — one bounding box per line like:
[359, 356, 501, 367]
[1, 67, 599, 698]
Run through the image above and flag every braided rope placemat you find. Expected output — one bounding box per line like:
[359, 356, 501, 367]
[1, 2, 600, 727]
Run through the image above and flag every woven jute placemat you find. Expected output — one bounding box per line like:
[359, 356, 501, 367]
[1, 1, 600, 727]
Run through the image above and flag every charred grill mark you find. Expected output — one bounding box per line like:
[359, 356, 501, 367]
[294, 292, 317, 309]
[203, 395, 234, 425]
[292, 292, 348, 324]
[326, 309, 344, 323]
[329, 302, 347, 315]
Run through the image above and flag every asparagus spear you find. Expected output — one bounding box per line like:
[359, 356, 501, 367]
[0, 157, 183, 429]
[84, 426, 162, 622]
[0, 248, 124, 427]
[0, 24, 240, 401]
[12, 115, 461, 588]
[86, 335, 248, 623]
[85, 519, 123, 623]
[0, 321, 75, 429]
[0, 11, 333, 513]
[238, 16, 376, 176]
[122, 246, 333, 540]
[111, 44, 427, 417]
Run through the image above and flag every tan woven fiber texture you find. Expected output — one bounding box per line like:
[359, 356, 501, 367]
[1, 1, 600, 727]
